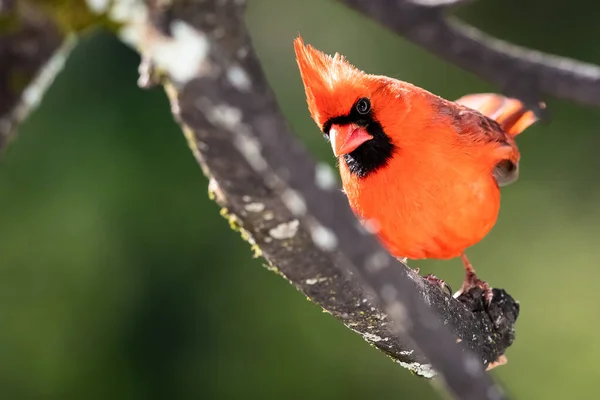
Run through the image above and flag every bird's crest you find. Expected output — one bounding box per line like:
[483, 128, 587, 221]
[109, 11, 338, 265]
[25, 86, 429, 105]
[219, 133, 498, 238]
[293, 36, 368, 128]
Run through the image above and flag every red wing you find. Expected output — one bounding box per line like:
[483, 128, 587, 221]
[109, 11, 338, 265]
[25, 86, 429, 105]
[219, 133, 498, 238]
[454, 93, 540, 137]
[450, 93, 540, 187]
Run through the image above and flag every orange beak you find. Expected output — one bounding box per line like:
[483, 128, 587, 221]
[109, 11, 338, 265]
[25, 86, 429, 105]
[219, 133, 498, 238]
[330, 124, 373, 156]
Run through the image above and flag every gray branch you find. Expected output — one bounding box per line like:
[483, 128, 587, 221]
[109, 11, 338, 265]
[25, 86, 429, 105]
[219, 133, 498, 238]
[126, 1, 519, 400]
[0, 0, 522, 399]
[340, 0, 600, 113]
[0, 0, 75, 152]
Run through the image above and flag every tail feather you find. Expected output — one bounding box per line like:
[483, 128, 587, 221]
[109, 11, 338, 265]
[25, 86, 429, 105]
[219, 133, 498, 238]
[454, 93, 542, 136]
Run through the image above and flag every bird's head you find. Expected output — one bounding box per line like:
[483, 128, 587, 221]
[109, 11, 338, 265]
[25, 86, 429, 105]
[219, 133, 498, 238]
[293, 36, 410, 178]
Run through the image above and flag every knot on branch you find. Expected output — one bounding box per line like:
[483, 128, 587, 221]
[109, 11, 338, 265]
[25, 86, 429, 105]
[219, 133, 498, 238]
[456, 287, 520, 367]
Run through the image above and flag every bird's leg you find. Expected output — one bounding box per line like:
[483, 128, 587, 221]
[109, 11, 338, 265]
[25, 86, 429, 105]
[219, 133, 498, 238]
[455, 253, 490, 298]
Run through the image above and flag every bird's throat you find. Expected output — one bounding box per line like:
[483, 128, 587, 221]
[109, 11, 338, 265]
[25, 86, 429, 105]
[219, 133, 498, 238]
[342, 120, 395, 179]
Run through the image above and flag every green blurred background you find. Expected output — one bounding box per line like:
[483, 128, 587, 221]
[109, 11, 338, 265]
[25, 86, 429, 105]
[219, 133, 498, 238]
[2, 0, 600, 398]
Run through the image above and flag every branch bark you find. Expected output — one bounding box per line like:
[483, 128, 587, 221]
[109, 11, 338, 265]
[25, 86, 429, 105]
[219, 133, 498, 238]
[0, 0, 75, 152]
[115, 1, 519, 399]
[340, 0, 600, 114]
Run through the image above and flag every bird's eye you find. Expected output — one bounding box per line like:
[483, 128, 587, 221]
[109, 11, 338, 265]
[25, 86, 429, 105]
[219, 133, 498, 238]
[356, 98, 371, 115]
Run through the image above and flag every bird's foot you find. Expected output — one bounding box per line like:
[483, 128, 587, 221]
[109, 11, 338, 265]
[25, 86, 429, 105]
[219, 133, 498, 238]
[454, 253, 493, 304]
[398, 257, 452, 296]
[398, 257, 452, 297]
[424, 273, 453, 296]
[458, 267, 490, 295]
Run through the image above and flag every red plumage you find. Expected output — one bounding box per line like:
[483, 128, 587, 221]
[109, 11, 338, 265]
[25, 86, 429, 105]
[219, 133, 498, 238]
[294, 36, 540, 292]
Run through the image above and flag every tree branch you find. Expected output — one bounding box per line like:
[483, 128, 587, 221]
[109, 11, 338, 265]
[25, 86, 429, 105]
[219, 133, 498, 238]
[0, 0, 522, 398]
[340, 0, 600, 113]
[0, 0, 75, 152]
[5, 0, 575, 399]
[109, 1, 519, 399]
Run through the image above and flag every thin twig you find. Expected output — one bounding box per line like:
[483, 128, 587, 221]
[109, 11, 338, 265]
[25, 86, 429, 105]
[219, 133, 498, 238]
[340, 0, 600, 114]
[0, 1, 74, 153]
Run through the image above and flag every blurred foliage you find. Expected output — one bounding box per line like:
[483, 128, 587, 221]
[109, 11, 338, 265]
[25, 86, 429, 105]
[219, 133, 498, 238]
[1, 0, 600, 398]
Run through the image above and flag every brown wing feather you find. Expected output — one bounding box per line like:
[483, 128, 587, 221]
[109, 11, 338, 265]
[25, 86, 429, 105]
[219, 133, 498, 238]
[450, 93, 540, 186]
[454, 93, 541, 137]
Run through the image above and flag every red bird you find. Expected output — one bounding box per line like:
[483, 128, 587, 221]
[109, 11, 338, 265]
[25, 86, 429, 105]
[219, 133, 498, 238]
[293, 36, 541, 294]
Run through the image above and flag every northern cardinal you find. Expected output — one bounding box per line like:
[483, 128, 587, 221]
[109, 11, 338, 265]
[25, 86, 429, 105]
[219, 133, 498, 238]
[293, 36, 541, 295]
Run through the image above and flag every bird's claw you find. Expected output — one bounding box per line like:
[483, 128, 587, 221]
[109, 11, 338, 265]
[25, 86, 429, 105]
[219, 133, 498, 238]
[424, 273, 453, 297]
[454, 270, 493, 305]
[455, 253, 493, 304]
[463, 269, 489, 292]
